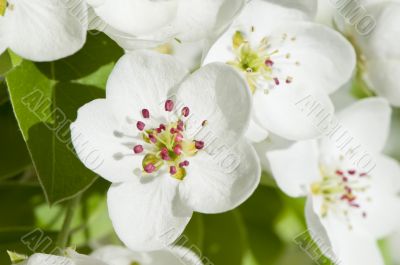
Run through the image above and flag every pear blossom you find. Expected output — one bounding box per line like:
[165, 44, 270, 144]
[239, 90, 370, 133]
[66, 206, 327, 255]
[86, 0, 246, 70]
[12, 246, 203, 265]
[70, 50, 261, 251]
[203, 0, 356, 141]
[317, 0, 400, 107]
[91, 245, 203, 265]
[0, 0, 88, 61]
[267, 98, 400, 265]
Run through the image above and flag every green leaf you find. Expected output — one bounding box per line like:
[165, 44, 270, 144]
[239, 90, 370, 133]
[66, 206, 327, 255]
[177, 213, 204, 256]
[5, 33, 123, 204]
[0, 183, 43, 228]
[0, 51, 13, 75]
[202, 211, 247, 265]
[238, 186, 284, 265]
[0, 228, 57, 265]
[0, 103, 31, 179]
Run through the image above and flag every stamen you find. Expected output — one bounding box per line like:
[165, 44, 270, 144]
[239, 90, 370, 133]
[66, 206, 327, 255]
[195, 140, 204, 150]
[182, 107, 190, 117]
[273, 78, 280, 86]
[173, 145, 182, 155]
[142, 109, 150, 119]
[165, 100, 174, 112]
[133, 145, 144, 154]
[265, 59, 274, 67]
[144, 163, 156, 173]
[137, 121, 145, 131]
[170, 166, 177, 175]
[179, 160, 189, 168]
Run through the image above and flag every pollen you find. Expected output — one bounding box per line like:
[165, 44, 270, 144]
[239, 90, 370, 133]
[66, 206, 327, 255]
[133, 100, 205, 180]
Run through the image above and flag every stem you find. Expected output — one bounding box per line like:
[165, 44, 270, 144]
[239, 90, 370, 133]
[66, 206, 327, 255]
[56, 195, 80, 251]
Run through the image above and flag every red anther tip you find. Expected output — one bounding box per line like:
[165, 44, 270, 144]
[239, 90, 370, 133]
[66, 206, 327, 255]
[195, 140, 204, 150]
[142, 109, 150, 119]
[175, 133, 183, 142]
[348, 170, 356, 175]
[265, 59, 274, 67]
[133, 145, 143, 154]
[170, 166, 177, 175]
[137, 121, 145, 131]
[273, 78, 280, 85]
[177, 120, 184, 131]
[173, 145, 182, 155]
[182, 107, 190, 117]
[149, 134, 157, 143]
[144, 163, 156, 173]
[165, 99, 174, 112]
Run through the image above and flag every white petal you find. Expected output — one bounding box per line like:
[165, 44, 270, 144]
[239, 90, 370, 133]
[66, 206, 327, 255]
[106, 50, 189, 125]
[91, 245, 203, 265]
[107, 177, 192, 251]
[26, 254, 73, 265]
[350, 155, 400, 238]
[203, 0, 314, 66]
[252, 83, 334, 141]
[351, 2, 400, 60]
[3, 0, 87, 61]
[304, 197, 336, 261]
[179, 140, 261, 214]
[176, 63, 252, 144]
[312, 198, 385, 265]
[260, 0, 318, 19]
[71, 99, 141, 183]
[66, 249, 108, 265]
[91, 246, 146, 265]
[267, 140, 320, 197]
[88, 0, 178, 36]
[245, 118, 270, 143]
[312, 194, 384, 265]
[267, 22, 356, 95]
[336, 97, 391, 153]
[365, 59, 400, 107]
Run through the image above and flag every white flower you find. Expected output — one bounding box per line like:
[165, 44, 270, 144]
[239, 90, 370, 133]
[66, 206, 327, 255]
[203, 0, 356, 141]
[267, 98, 400, 265]
[70, 50, 261, 251]
[317, 0, 400, 107]
[15, 246, 203, 265]
[86, 0, 246, 70]
[91, 245, 203, 265]
[14, 249, 107, 265]
[0, 0, 88, 61]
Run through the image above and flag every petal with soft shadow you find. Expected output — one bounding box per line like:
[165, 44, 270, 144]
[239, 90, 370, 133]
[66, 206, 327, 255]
[267, 140, 320, 197]
[179, 140, 260, 213]
[107, 176, 193, 251]
[3, 0, 87, 61]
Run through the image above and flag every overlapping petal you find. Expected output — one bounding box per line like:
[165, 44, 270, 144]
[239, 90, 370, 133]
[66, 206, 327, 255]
[2, 0, 87, 61]
[107, 177, 192, 251]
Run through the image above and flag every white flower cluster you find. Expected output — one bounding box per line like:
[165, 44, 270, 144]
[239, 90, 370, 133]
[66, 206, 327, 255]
[2, 0, 400, 264]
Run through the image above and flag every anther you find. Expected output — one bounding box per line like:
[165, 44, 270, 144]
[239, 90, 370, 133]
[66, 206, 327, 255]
[142, 109, 150, 119]
[165, 100, 174, 112]
[137, 121, 145, 131]
[195, 140, 204, 150]
[182, 107, 190, 117]
[133, 145, 144, 154]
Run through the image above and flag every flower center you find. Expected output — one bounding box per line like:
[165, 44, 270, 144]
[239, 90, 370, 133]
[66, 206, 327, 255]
[227, 28, 299, 94]
[0, 0, 13, 16]
[133, 100, 205, 180]
[311, 166, 371, 229]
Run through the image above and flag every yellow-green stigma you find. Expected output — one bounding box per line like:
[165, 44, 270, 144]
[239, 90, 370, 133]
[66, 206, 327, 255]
[312, 166, 371, 227]
[227, 29, 298, 94]
[0, 0, 8, 16]
[133, 101, 205, 180]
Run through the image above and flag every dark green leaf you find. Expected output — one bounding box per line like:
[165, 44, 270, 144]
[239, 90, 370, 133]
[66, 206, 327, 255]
[0, 103, 31, 179]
